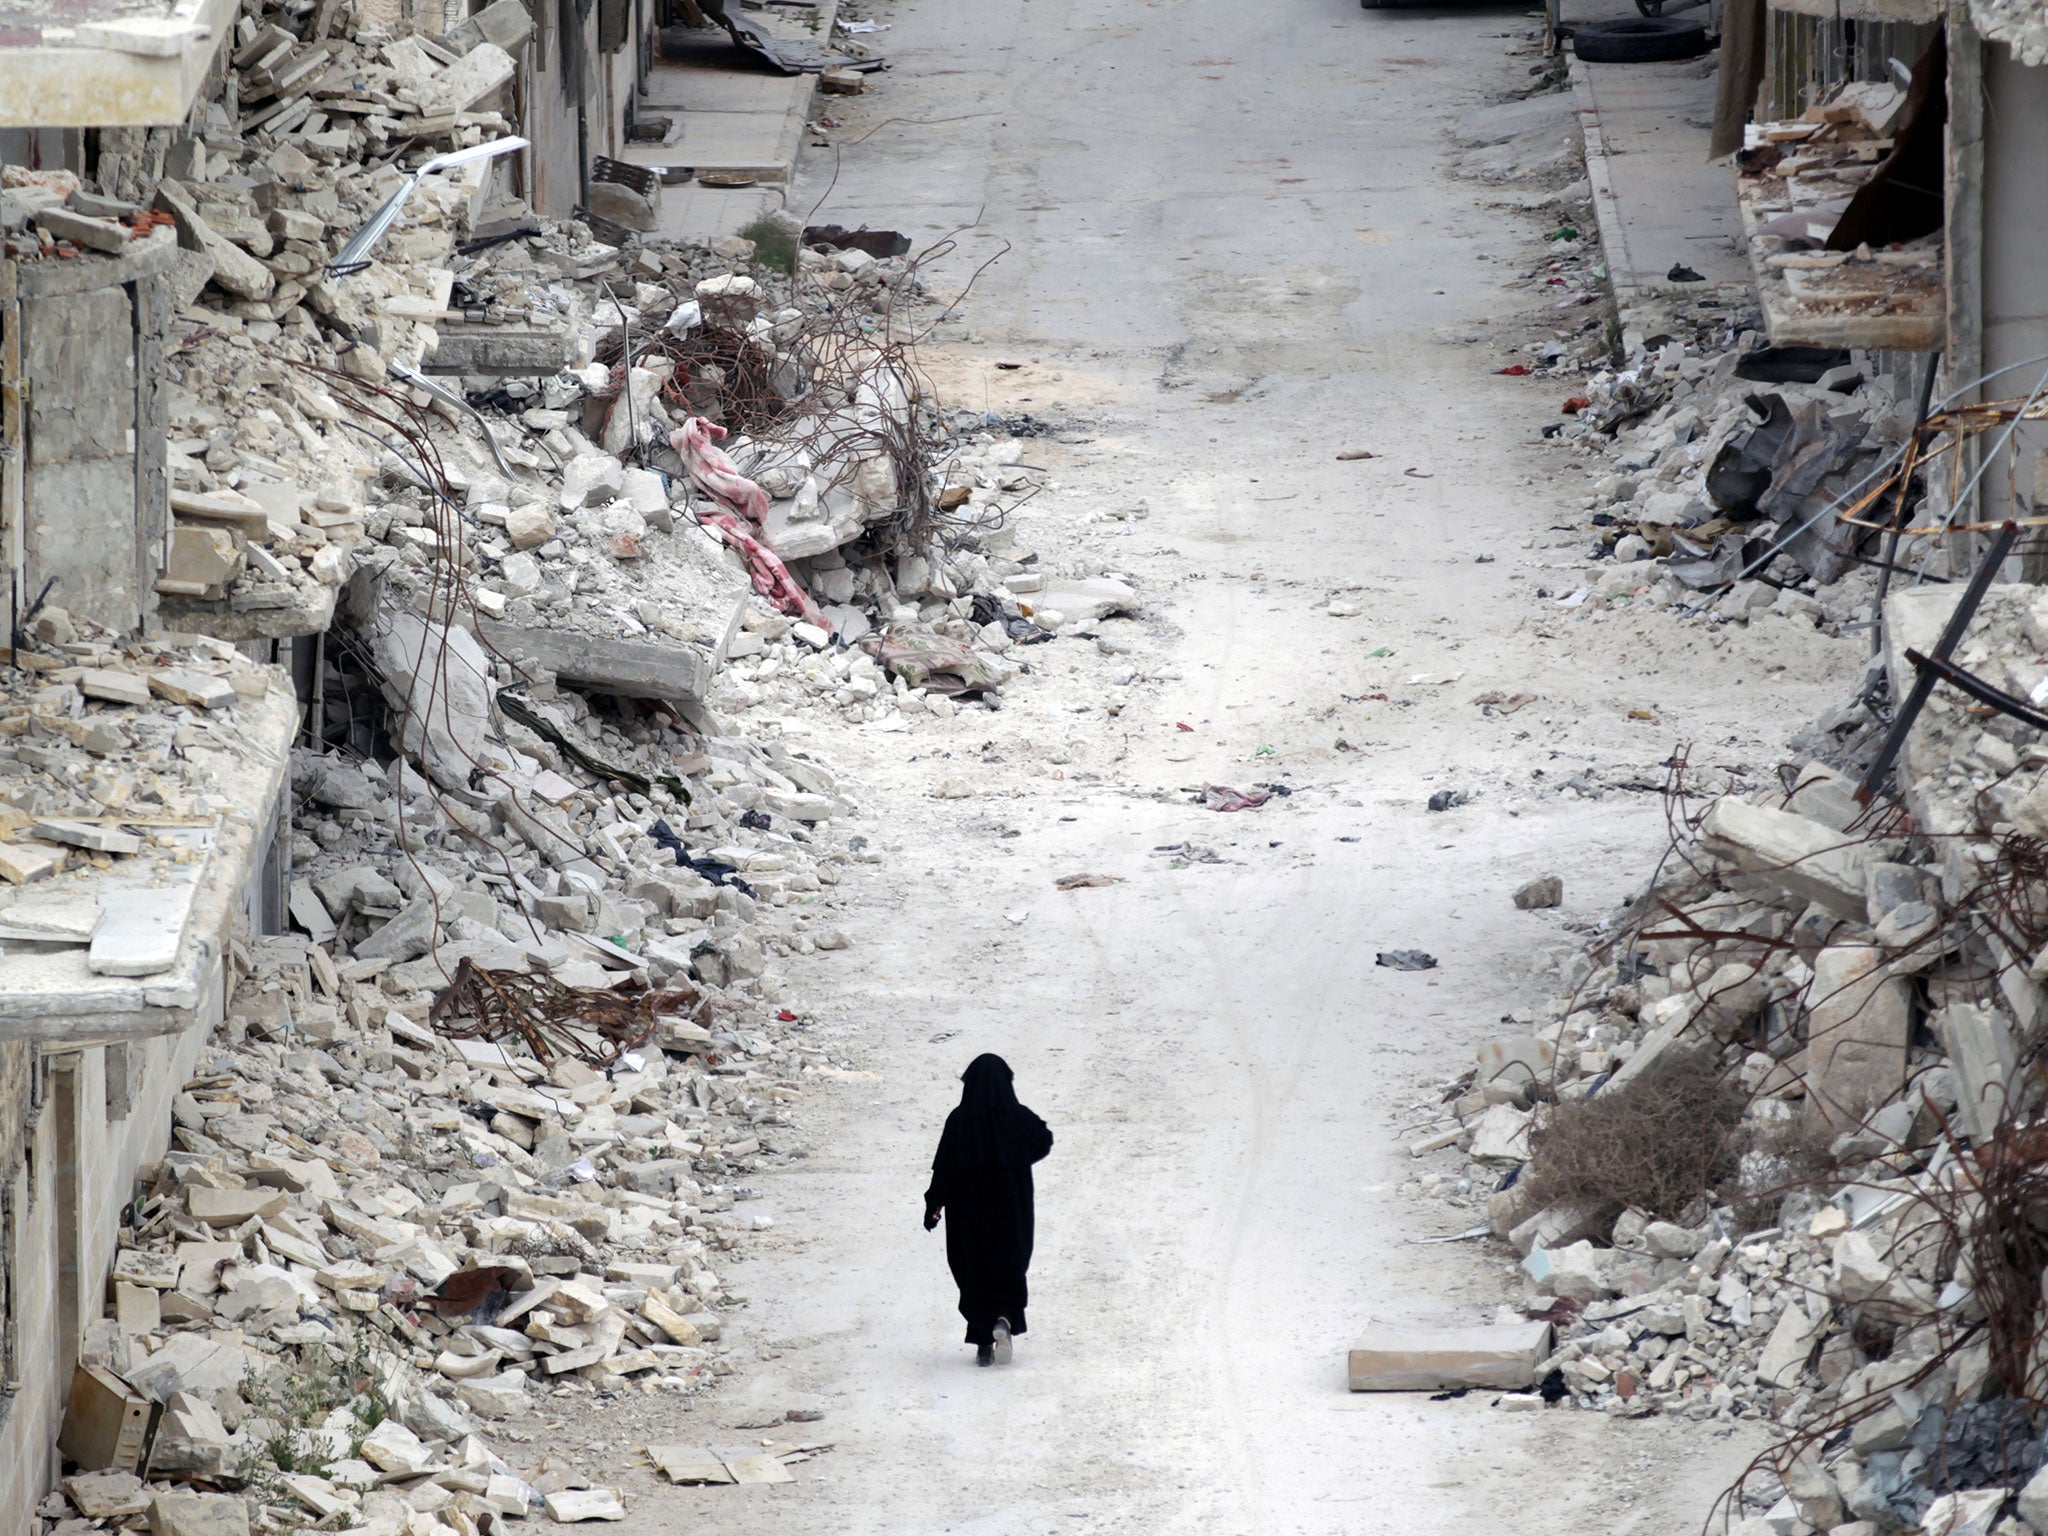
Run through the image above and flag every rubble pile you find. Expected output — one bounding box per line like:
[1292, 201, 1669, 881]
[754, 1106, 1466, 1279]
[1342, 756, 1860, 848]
[41, 927, 839, 1535]
[3, 7, 1133, 1536]
[1400, 583, 2048, 1534]
[0, 615, 287, 929]
[5, 0, 1114, 717]
[1557, 330, 1921, 627]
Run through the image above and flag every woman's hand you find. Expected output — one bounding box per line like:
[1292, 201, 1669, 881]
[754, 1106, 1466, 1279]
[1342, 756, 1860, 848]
[923, 1206, 941, 1231]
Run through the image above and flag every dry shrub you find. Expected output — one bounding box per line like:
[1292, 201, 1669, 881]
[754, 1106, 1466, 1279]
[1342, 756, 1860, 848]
[1524, 1053, 1749, 1220]
[1727, 1111, 1838, 1234]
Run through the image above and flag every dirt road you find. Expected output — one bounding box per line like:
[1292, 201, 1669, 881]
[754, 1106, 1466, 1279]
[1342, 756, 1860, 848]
[618, 0, 1863, 1528]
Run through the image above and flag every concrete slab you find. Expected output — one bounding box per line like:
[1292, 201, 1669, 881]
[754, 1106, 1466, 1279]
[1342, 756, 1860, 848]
[1569, 57, 1749, 319]
[628, 0, 839, 239]
[620, 109, 804, 179]
[1348, 1321, 1553, 1391]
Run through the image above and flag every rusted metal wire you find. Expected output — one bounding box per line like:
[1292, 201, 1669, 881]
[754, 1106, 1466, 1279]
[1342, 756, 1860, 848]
[1839, 394, 2048, 536]
[429, 956, 707, 1068]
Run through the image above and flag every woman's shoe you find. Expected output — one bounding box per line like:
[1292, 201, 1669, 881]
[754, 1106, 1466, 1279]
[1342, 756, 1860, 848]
[976, 1344, 994, 1367]
[991, 1318, 1013, 1365]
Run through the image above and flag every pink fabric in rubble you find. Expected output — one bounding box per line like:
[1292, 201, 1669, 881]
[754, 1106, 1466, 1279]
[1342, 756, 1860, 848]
[671, 417, 830, 632]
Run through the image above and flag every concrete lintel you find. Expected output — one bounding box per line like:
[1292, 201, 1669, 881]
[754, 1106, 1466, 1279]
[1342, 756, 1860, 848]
[19, 1009, 196, 1045]
[155, 580, 339, 642]
[0, 0, 237, 127]
[16, 226, 180, 300]
[478, 617, 711, 702]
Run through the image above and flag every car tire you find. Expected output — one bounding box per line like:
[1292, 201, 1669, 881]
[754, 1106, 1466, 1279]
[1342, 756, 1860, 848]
[1570, 16, 1708, 61]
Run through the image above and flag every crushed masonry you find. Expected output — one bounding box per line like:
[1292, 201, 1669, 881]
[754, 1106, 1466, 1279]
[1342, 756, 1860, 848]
[1393, 574, 2048, 1530]
[10, 0, 1141, 1523]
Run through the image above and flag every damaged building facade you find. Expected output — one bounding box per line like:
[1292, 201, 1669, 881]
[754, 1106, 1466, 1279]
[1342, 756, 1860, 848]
[0, 5, 301, 1526]
[0, 0, 1012, 1518]
[1722, 0, 2048, 539]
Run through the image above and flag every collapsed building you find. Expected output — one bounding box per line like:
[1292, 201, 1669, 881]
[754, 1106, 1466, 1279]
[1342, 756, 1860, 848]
[0, 0, 1088, 1523]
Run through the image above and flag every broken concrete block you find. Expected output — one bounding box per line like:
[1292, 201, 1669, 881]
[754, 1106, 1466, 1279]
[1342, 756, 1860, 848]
[1699, 797, 1870, 920]
[37, 207, 129, 253]
[1920, 1490, 2005, 1536]
[455, 1369, 529, 1418]
[1933, 1002, 2016, 1142]
[1033, 575, 1139, 624]
[90, 885, 194, 977]
[1467, 1102, 1532, 1163]
[1475, 1036, 1555, 1097]
[79, 669, 152, 706]
[0, 842, 67, 884]
[354, 895, 439, 962]
[588, 180, 657, 232]
[695, 273, 762, 331]
[276, 1474, 355, 1520]
[1829, 1231, 1895, 1306]
[67, 1470, 150, 1518]
[484, 1473, 532, 1515]
[418, 41, 516, 115]
[1755, 1299, 1828, 1388]
[148, 1492, 249, 1536]
[544, 1488, 626, 1522]
[370, 612, 511, 796]
[1804, 945, 1910, 1131]
[153, 184, 273, 301]
[186, 1186, 287, 1227]
[1513, 875, 1563, 910]
[148, 669, 237, 710]
[559, 453, 625, 511]
[426, 323, 572, 376]
[358, 1418, 432, 1475]
[34, 819, 142, 854]
[1522, 1239, 1615, 1302]
[1507, 1201, 1606, 1258]
[505, 503, 555, 549]
[160, 525, 243, 595]
[477, 619, 708, 702]
[449, 0, 535, 51]
[2016, 1462, 2048, 1534]
[0, 894, 102, 940]
[639, 1290, 701, 1345]
[288, 881, 336, 944]
[1640, 1221, 1704, 1259]
[1347, 1321, 1551, 1391]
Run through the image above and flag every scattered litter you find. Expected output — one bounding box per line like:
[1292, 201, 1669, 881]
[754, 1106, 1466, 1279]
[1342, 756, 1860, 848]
[1375, 950, 1439, 971]
[1200, 785, 1272, 812]
[1055, 873, 1124, 890]
[1471, 690, 1538, 713]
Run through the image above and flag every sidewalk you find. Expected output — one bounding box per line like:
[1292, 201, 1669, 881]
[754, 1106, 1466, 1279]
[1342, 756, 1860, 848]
[1569, 54, 1752, 328]
[623, 0, 843, 243]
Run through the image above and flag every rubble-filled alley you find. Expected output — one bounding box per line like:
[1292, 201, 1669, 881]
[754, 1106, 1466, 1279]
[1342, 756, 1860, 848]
[12, 0, 2048, 1529]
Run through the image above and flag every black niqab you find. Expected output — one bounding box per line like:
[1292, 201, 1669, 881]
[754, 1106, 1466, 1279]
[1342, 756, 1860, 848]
[935, 1054, 1044, 1170]
[925, 1053, 1053, 1347]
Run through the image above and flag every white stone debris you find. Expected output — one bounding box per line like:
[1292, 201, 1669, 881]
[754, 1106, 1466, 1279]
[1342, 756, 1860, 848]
[1391, 581, 2048, 1530]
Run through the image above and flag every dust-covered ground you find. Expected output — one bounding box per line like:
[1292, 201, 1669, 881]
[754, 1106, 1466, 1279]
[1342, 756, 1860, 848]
[554, 0, 1860, 1529]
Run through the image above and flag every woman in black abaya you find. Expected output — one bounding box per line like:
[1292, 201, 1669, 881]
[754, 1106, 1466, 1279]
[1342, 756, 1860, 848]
[923, 1054, 1054, 1366]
